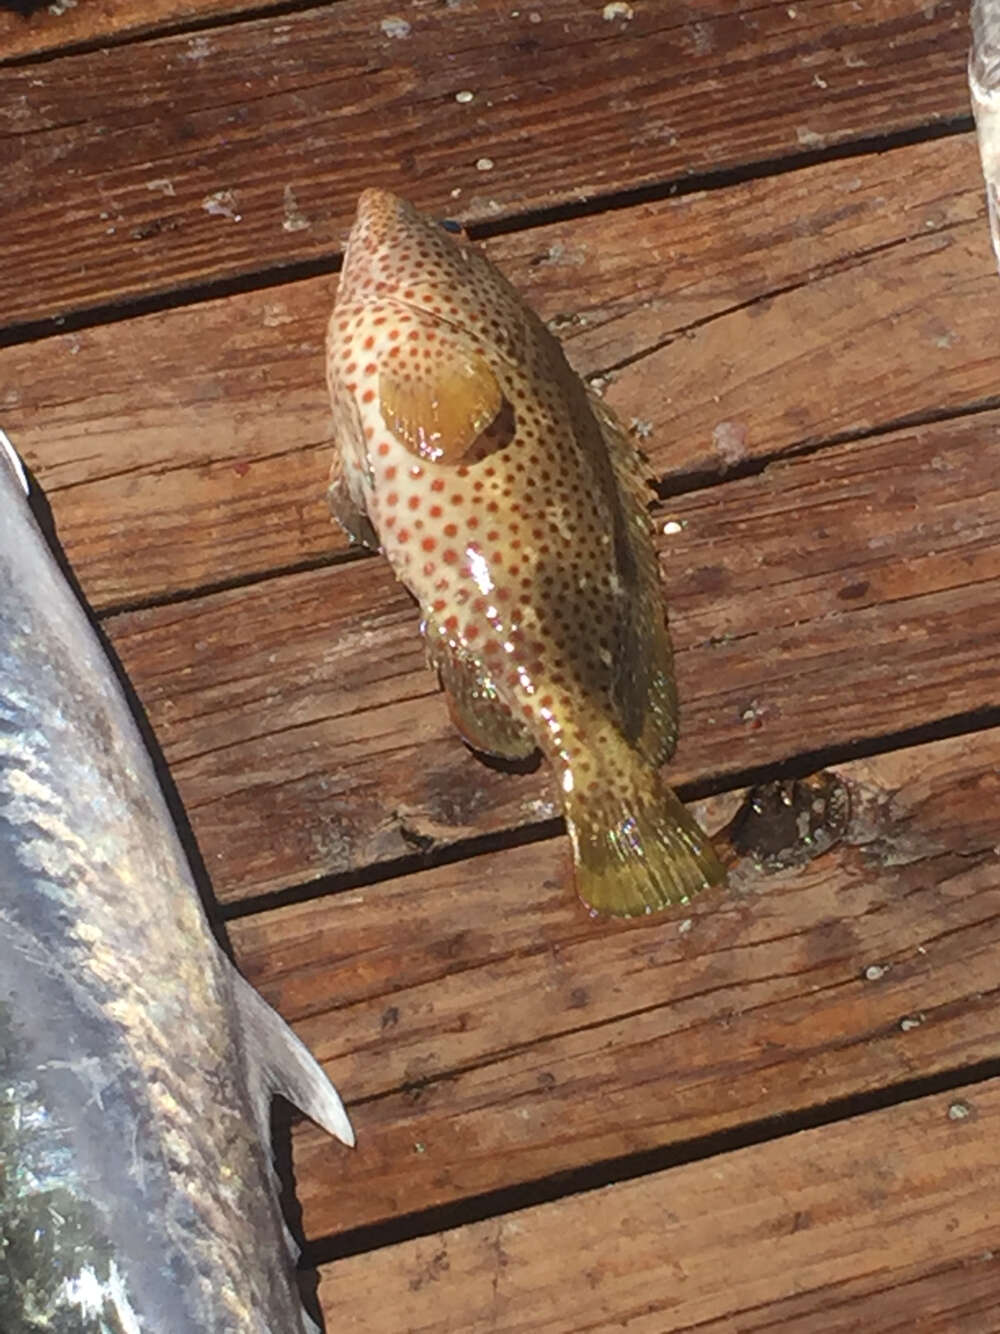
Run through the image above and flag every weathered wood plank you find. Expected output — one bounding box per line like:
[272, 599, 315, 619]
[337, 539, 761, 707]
[0, 0, 969, 325]
[2, 134, 991, 611]
[0, 0, 272, 64]
[315, 1076, 1000, 1331]
[226, 729, 1000, 1237]
[105, 407, 1000, 902]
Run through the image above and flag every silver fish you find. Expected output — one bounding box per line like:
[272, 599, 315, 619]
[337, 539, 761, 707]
[971, 0, 1000, 270]
[0, 429, 352, 1333]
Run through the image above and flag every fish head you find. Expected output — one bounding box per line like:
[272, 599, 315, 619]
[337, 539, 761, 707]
[337, 190, 535, 359]
[339, 188, 472, 304]
[0, 428, 30, 499]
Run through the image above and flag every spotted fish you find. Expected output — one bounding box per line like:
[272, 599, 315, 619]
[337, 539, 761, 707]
[0, 428, 353, 1332]
[971, 0, 1000, 271]
[325, 190, 723, 917]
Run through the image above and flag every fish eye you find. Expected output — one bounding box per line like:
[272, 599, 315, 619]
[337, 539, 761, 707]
[437, 218, 464, 234]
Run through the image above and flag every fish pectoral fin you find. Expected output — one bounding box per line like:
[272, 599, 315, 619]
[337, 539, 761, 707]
[230, 966, 355, 1148]
[565, 767, 724, 918]
[427, 630, 537, 761]
[328, 448, 379, 551]
[379, 323, 505, 464]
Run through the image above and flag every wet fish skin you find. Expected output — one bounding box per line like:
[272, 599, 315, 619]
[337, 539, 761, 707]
[0, 430, 352, 1333]
[971, 0, 1000, 271]
[326, 190, 723, 917]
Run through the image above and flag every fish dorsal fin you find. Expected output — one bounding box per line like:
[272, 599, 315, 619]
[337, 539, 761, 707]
[584, 388, 679, 766]
[379, 319, 504, 464]
[231, 966, 354, 1147]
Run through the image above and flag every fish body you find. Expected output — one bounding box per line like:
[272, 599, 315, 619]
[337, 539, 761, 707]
[971, 0, 1000, 271]
[326, 190, 722, 917]
[0, 430, 352, 1332]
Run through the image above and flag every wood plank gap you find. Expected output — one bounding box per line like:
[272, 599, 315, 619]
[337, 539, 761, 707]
[301, 1053, 1000, 1269]
[0, 0, 347, 71]
[218, 701, 1000, 923]
[654, 391, 1000, 502]
[473, 114, 975, 244]
[0, 115, 973, 352]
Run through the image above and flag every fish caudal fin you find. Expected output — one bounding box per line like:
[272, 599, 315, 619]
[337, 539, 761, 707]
[566, 772, 724, 918]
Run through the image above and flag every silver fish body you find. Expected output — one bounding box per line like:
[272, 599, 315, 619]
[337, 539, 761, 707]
[971, 0, 1000, 270]
[0, 431, 352, 1333]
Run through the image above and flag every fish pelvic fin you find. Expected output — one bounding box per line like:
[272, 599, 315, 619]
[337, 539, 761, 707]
[426, 623, 537, 761]
[565, 768, 724, 918]
[231, 967, 355, 1148]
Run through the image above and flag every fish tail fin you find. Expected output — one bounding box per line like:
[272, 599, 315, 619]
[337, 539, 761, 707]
[565, 769, 724, 918]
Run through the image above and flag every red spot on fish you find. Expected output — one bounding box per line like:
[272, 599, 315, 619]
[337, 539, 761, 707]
[408, 496, 420, 510]
[450, 494, 463, 505]
[364, 363, 377, 375]
[443, 523, 458, 538]
[430, 504, 442, 518]
[385, 465, 397, 480]
[467, 515, 479, 529]
[443, 548, 458, 564]
[377, 441, 390, 455]
[422, 536, 436, 551]
[397, 527, 410, 542]
[445, 615, 459, 631]
[431, 478, 445, 492]
[362, 389, 375, 403]
[346, 361, 357, 374]
[363, 336, 374, 350]
[465, 625, 479, 640]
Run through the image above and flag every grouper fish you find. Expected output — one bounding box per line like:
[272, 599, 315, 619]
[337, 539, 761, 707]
[0, 429, 353, 1332]
[326, 189, 724, 918]
[971, 0, 1000, 271]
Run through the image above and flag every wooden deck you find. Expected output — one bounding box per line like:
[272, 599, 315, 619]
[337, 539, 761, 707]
[4, 0, 1000, 1327]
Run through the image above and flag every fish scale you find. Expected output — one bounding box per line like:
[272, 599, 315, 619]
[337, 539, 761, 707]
[326, 190, 724, 917]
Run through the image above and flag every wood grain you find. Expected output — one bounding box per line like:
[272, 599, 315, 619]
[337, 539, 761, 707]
[0, 0, 970, 325]
[226, 728, 1000, 1237]
[3, 134, 992, 612]
[0, 0, 275, 64]
[103, 407, 1000, 903]
[315, 1075, 1000, 1331]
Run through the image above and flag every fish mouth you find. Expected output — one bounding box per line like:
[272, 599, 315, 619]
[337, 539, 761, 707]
[0, 427, 30, 495]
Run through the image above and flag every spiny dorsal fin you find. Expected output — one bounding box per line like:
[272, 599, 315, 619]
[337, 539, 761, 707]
[231, 966, 354, 1147]
[584, 389, 679, 766]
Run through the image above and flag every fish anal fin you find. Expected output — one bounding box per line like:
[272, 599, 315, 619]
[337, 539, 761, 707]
[565, 766, 724, 918]
[379, 320, 505, 464]
[231, 966, 354, 1148]
[427, 628, 536, 761]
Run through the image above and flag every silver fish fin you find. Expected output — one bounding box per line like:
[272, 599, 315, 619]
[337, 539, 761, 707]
[231, 967, 355, 1147]
[425, 624, 537, 761]
[0, 427, 30, 496]
[970, 0, 1000, 271]
[585, 391, 679, 766]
